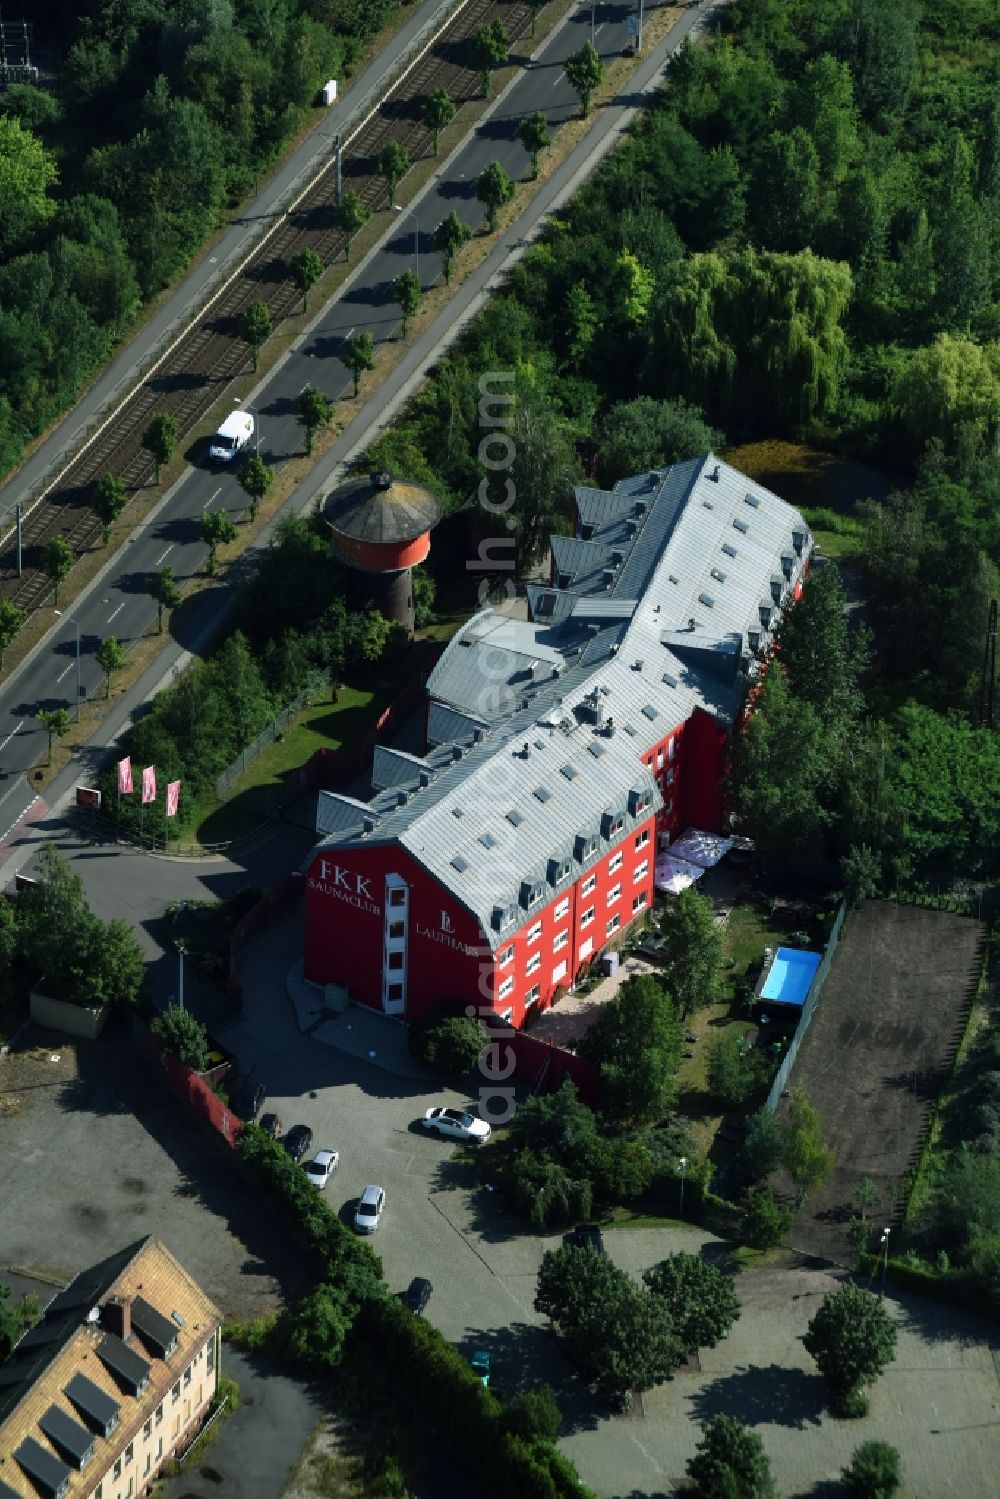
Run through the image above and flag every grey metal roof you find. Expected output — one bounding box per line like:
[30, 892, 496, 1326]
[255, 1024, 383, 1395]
[426, 700, 488, 747]
[315, 455, 810, 947]
[323, 471, 441, 545]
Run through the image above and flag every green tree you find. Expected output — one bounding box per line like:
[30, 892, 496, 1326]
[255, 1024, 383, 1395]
[505, 376, 582, 568]
[783, 1089, 834, 1204]
[0, 598, 25, 673]
[576, 973, 683, 1127]
[564, 282, 598, 368]
[565, 41, 604, 117]
[893, 334, 1000, 451]
[238, 298, 272, 372]
[741, 1187, 793, 1250]
[848, 0, 919, 127]
[518, 111, 551, 179]
[201, 507, 238, 574]
[596, 397, 722, 486]
[796, 54, 859, 187]
[296, 386, 332, 455]
[342, 331, 376, 397]
[643, 1253, 741, 1355]
[0, 1282, 40, 1360]
[778, 563, 869, 732]
[0, 116, 58, 252]
[843, 1441, 901, 1499]
[285, 1282, 353, 1368]
[239, 454, 274, 518]
[738, 1109, 786, 1184]
[525, 0, 546, 34]
[687, 1414, 776, 1499]
[336, 190, 370, 259]
[421, 88, 456, 156]
[91, 473, 128, 545]
[288, 247, 323, 312]
[706, 1031, 763, 1109]
[658, 886, 722, 1017]
[142, 413, 178, 485]
[500, 1386, 560, 1442]
[803, 1285, 897, 1416]
[37, 706, 71, 764]
[377, 140, 410, 209]
[153, 1004, 210, 1070]
[392, 269, 422, 338]
[477, 160, 515, 233]
[842, 844, 881, 906]
[97, 636, 125, 698]
[471, 20, 511, 98]
[616, 248, 654, 325]
[146, 566, 182, 634]
[749, 129, 821, 251]
[413, 567, 436, 628]
[409, 1011, 487, 1074]
[42, 535, 74, 606]
[432, 211, 473, 284]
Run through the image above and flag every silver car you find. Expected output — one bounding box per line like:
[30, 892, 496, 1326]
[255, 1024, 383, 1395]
[354, 1184, 386, 1233]
[422, 1107, 491, 1143]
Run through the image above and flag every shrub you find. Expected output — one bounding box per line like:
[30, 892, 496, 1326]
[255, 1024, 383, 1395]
[501, 1387, 561, 1442]
[687, 1413, 776, 1499]
[706, 1031, 764, 1108]
[153, 1005, 210, 1071]
[803, 1285, 897, 1413]
[409, 1009, 488, 1074]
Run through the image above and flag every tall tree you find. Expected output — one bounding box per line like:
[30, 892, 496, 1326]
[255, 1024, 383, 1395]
[517, 111, 551, 179]
[146, 566, 182, 633]
[432, 211, 472, 283]
[783, 1089, 834, 1205]
[142, 413, 178, 484]
[471, 20, 511, 98]
[97, 636, 125, 698]
[42, 536, 74, 605]
[342, 331, 376, 398]
[421, 88, 456, 156]
[477, 161, 515, 233]
[564, 283, 598, 368]
[0, 598, 25, 673]
[576, 974, 683, 1127]
[239, 454, 274, 517]
[153, 1004, 210, 1070]
[91, 473, 128, 545]
[596, 397, 722, 485]
[565, 41, 604, 117]
[748, 129, 820, 251]
[657, 885, 722, 1017]
[296, 387, 332, 456]
[687, 1414, 776, 1499]
[848, 0, 920, 127]
[377, 140, 410, 209]
[200, 507, 237, 574]
[804, 1285, 897, 1416]
[392, 269, 422, 338]
[643, 1253, 741, 1355]
[288, 247, 323, 312]
[777, 562, 869, 734]
[505, 378, 581, 567]
[238, 298, 272, 372]
[336, 190, 370, 259]
[38, 706, 71, 763]
[0, 116, 58, 253]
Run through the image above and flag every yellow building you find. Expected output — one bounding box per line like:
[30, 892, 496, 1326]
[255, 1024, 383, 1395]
[0, 1238, 222, 1499]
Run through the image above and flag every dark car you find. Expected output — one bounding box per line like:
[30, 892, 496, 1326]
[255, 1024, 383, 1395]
[282, 1124, 313, 1163]
[563, 1223, 606, 1254]
[259, 1112, 283, 1139]
[401, 1277, 433, 1316]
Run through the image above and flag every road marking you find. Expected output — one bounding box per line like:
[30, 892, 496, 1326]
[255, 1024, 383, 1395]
[107, 602, 124, 623]
[210, 487, 222, 503]
[57, 664, 73, 683]
[154, 546, 173, 566]
[553, 71, 565, 85]
[0, 794, 40, 846]
[0, 720, 24, 754]
[343, 327, 355, 343]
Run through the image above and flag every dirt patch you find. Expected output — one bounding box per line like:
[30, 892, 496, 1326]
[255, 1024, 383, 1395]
[777, 901, 986, 1262]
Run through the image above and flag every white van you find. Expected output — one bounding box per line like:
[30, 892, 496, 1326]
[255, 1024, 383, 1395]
[209, 408, 254, 463]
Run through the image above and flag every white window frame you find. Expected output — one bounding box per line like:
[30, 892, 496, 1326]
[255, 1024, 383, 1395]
[498, 975, 515, 1000]
[552, 960, 568, 984]
[578, 936, 594, 961]
[554, 896, 570, 921]
[526, 952, 541, 976]
[527, 920, 543, 945]
[632, 891, 648, 913]
[665, 767, 675, 786]
[607, 883, 621, 907]
[668, 736, 677, 760]
[500, 1007, 513, 1024]
[553, 929, 569, 952]
[656, 748, 664, 770]
[525, 985, 540, 1007]
[498, 944, 515, 968]
[635, 828, 650, 850]
[606, 915, 621, 937]
[580, 906, 595, 929]
[609, 851, 623, 875]
[582, 874, 597, 897]
[634, 860, 649, 882]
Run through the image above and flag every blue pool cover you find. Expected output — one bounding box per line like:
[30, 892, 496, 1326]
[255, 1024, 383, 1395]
[759, 947, 821, 1007]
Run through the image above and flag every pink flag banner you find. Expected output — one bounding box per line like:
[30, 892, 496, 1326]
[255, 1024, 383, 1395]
[142, 766, 157, 805]
[166, 780, 181, 818]
[118, 756, 133, 795]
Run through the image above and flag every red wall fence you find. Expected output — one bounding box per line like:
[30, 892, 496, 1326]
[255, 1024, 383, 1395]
[144, 1031, 243, 1148]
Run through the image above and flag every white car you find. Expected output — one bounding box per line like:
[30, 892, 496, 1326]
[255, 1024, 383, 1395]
[303, 1149, 339, 1189]
[422, 1107, 491, 1143]
[354, 1184, 386, 1233]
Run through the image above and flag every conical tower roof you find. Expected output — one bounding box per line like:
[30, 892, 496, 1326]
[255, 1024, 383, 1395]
[324, 471, 441, 546]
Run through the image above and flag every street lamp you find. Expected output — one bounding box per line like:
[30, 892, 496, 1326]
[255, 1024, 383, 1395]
[395, 205, 419, 284]
[53, 609, 81, 722]
[879, 1226, 891, 1298]
[678, 1155, 687, 1217]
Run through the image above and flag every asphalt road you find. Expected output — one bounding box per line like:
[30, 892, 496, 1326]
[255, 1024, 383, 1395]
[0, 0, 722, 864]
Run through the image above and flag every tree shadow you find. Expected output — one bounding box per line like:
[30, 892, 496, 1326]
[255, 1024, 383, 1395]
[688, 1363, 825, 1430]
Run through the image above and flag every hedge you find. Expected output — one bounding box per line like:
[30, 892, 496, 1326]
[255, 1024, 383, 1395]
[860, 1254, 1000, 1321]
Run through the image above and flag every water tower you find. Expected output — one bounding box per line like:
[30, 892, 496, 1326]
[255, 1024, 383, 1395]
[323, 471, 442, 633]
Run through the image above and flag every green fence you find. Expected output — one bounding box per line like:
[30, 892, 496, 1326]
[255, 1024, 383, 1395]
[763, 899, 848, 1115]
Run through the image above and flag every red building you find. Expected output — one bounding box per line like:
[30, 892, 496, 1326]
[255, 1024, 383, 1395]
[304, 455, 811, 1029]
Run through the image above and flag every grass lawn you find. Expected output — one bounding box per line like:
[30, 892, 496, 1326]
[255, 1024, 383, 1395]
[187, 639, 443, 847]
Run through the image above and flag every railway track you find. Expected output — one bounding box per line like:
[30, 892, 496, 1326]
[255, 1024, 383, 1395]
[0, 0, 532, 615]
